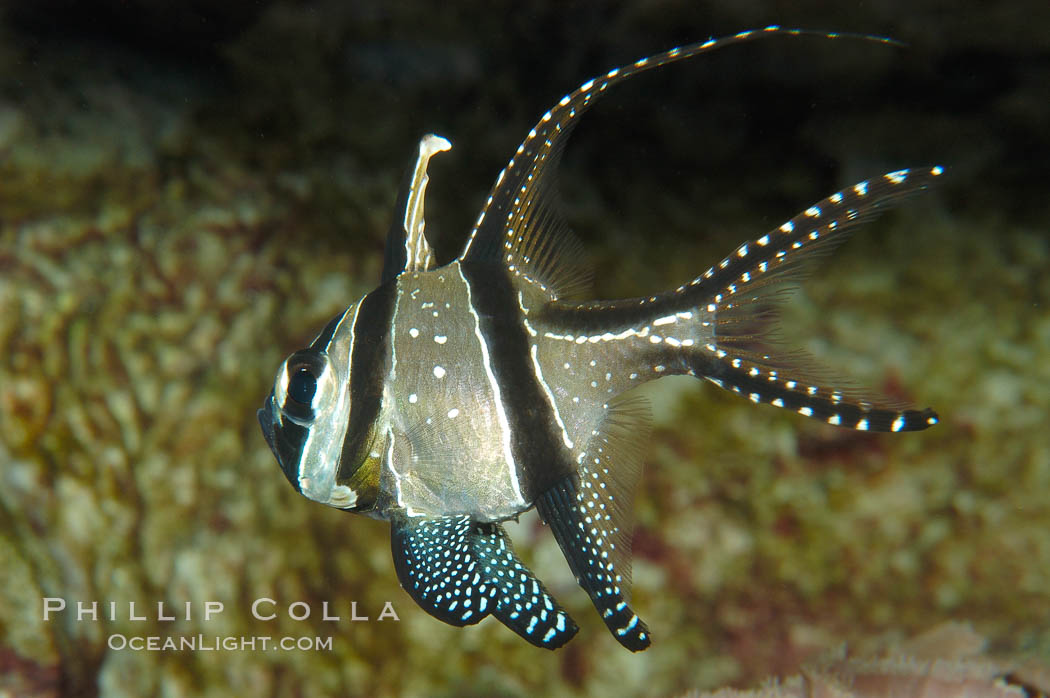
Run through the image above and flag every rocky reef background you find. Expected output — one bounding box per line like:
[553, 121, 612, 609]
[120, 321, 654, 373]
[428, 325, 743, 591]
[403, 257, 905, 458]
[1, 1, 1048, 696]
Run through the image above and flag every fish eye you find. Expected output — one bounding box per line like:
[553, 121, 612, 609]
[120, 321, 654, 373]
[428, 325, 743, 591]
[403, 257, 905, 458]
[277, 350, 333, 423]
[288, 367, 317, 405]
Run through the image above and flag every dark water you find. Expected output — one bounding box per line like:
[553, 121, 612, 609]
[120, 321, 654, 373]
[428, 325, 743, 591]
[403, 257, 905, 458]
[1, 2, 1047, 696]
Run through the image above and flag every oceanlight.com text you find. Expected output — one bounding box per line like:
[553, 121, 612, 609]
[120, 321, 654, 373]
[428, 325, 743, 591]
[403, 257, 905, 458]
[107, 634, 334, 652]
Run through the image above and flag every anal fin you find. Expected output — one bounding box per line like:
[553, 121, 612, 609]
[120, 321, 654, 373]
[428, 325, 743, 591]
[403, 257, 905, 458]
[538, 478, 651, 651]
[390, 514, 578, 649]
[536, 397, 653, 651]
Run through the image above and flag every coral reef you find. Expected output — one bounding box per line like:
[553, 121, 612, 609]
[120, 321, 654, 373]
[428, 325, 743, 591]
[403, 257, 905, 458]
[1, 1, 1048, 696]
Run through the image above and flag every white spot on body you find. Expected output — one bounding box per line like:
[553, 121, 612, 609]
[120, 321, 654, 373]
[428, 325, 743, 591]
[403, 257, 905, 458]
[433, 365, 446, 379]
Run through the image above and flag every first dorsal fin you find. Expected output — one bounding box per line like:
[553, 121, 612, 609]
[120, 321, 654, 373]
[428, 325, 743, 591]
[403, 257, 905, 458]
[459, 27, 898, 298]
[382, 134, 451, 284]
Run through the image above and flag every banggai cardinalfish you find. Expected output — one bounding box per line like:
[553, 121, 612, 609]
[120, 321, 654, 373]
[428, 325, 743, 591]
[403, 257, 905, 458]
[259, 26, 940, 651]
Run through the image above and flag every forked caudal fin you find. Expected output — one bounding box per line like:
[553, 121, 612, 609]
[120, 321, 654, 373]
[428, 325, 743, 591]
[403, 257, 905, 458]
[540, 166, 943, 433]
[682, 166, 943, 432]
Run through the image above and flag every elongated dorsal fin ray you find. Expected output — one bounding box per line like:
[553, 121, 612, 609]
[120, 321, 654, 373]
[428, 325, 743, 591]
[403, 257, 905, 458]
[459, 26, 897, 297]
[536, 395, 652, 651]
[382, 134, 451, 284]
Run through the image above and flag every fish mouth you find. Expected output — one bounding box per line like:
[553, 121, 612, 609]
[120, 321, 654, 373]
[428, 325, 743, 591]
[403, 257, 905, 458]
[258, 393, 307, 493]
[258, 397, 277, 454]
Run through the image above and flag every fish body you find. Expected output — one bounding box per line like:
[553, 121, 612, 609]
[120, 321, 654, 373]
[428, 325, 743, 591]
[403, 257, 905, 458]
[259, 27, 940, 651]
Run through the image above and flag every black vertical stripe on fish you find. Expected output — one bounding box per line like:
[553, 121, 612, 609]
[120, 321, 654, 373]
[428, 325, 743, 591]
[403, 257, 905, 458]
[459, 263, 576, 501]
[338, 282, 396, 481]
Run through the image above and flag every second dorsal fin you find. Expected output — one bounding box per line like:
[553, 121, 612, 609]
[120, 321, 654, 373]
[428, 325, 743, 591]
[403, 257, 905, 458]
[458, 27, 898, 299]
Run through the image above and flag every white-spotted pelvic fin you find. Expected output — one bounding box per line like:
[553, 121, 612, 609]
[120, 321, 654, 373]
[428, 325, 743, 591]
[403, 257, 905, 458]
[390, 513, 579, 649]
[382, 134, 452, 283]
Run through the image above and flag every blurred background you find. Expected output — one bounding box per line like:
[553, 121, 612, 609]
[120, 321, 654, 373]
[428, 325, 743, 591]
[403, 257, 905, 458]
[1, 1, 1047, 696]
